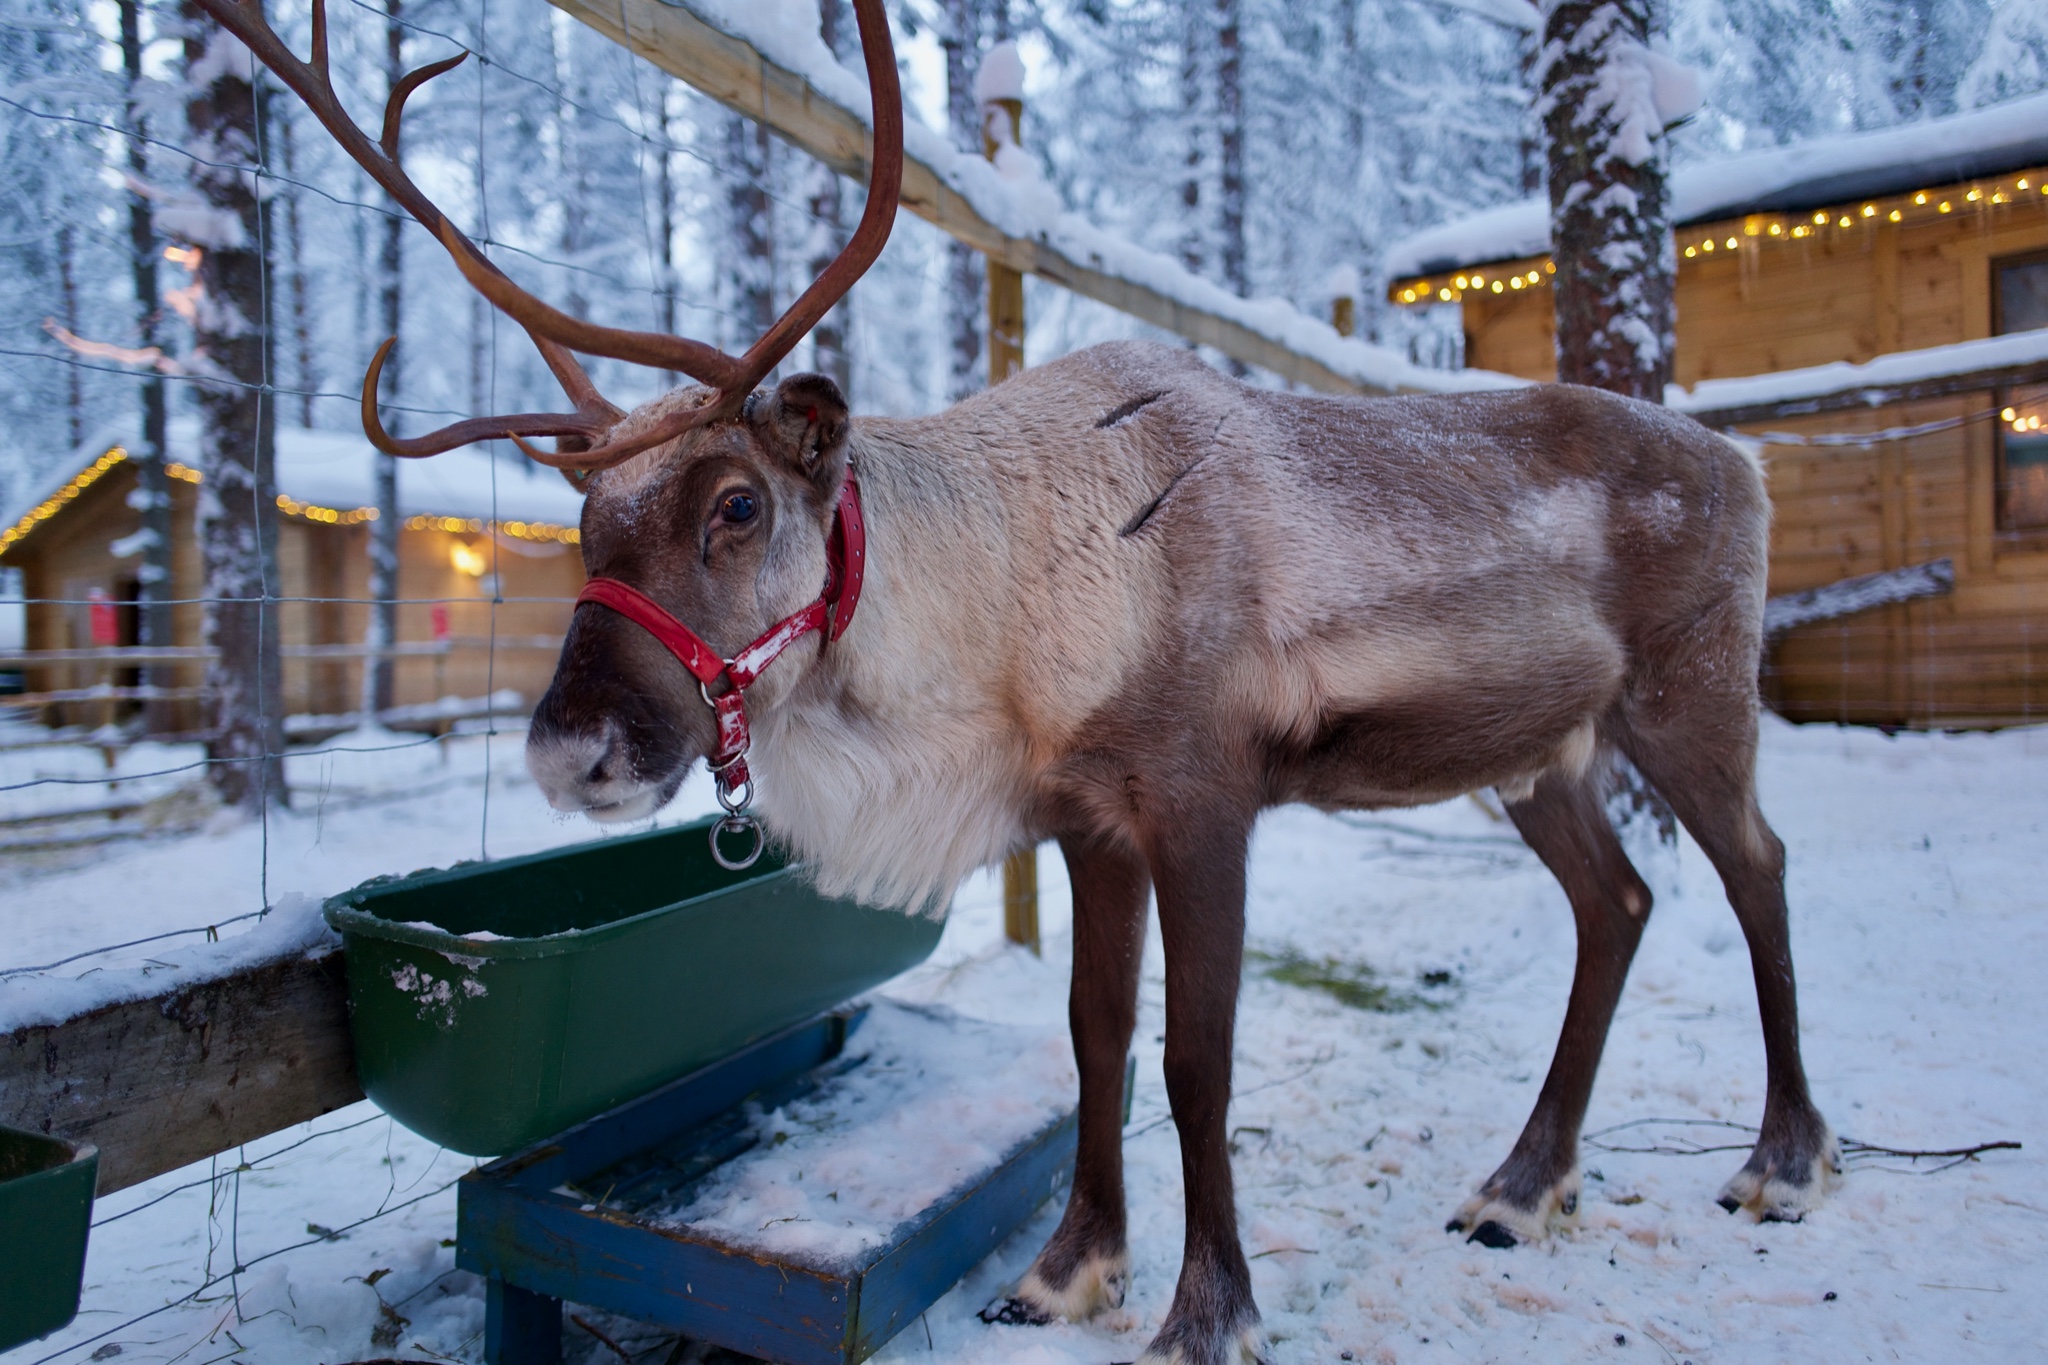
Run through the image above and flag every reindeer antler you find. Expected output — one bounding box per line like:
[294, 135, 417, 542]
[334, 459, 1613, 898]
[188, 0, 904, 473]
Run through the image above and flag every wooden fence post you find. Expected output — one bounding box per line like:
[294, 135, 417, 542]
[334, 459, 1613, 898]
[982, 46, 1038, 954]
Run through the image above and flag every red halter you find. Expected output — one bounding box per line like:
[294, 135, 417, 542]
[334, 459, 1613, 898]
[573, 467, 866, 866]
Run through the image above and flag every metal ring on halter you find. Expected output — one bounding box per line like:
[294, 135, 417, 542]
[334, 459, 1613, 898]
[699, 677, 730, 711]
[713, 771, 755, 815]
[709, 813, 764, 870]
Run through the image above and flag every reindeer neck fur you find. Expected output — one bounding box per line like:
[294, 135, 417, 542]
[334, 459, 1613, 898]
[746, 412, 1041, 914]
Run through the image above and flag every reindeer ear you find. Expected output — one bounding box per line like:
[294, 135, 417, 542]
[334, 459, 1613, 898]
[746, 373, 850, 496]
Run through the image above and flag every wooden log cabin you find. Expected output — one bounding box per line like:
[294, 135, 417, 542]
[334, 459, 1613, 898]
[1384, 94, 2048, 728]
[0, 421, 585, 735]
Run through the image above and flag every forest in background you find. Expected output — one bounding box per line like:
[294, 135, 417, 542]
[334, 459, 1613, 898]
[1, 0, 2044, 518]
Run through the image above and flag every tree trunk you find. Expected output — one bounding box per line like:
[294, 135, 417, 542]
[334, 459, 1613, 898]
[278, 107, 316, 428]
[805, 0, 851, 394]
[120, 0, 174, 733]
[1541, 0, 1675, 401]
[726, 112, 775, 345]
[1215, 0, 1246, 299]
[655, 79, 682, 380]
[1179, 0, 1206, 278]
[1542, 0, 1676, 849]
[184, 5, 285, 812]
[57, 226, 82, 448]
[363, 0, 404, 718]
[943, 0, 983, 401]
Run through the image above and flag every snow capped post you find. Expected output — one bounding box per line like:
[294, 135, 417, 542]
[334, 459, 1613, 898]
[1538, 0, 1700, 399]
[181, 6, 286, 811]
[979, 37, 1040, 955]
[1326, 263, 1361, 339]
[978, 40, 1026, 388]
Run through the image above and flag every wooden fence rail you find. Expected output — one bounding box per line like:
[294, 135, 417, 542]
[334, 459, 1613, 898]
[0, 947, 360, 1195]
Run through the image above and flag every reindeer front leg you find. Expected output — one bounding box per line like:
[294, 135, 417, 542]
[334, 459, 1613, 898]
[1140, 806, 1267, 1365]
[987, 833, 1149, 1324]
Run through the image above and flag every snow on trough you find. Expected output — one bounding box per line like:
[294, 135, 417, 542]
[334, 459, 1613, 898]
[2, 716, 2044, 1362]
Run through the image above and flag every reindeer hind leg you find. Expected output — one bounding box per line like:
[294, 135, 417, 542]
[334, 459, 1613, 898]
[1449, 761, 1652, 1247]
[1618, 690, 1839, 1222]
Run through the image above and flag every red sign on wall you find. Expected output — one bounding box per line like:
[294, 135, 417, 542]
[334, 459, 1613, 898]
[88, 588, 118, 646]
[431, 603, 451, 641]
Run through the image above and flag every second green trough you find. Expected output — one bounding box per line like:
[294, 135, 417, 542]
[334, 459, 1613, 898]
[324, 819, 943, 1156]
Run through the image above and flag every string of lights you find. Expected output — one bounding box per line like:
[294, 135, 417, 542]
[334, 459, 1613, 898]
[1388, 165, 2048, 305]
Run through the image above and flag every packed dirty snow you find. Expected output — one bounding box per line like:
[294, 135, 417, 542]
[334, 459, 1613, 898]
[3, 714, 2044, 1363]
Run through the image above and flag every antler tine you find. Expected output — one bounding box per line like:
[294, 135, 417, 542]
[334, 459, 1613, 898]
[188, 0, 623, 455]
[359, 339, 610, 458]
[381, 50, 467, 159]
[435, 0, 904, 468]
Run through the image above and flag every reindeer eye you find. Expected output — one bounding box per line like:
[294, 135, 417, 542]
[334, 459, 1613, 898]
[721, 491, 757, 524]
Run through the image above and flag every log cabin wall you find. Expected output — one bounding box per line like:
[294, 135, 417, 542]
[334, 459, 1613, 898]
[7, 461, 582, 733]
[1452, 186, 2048, 727]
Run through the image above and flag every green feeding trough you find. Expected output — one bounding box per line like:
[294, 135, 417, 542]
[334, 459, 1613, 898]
[0, 1126, 97, 1353]
[324, 818, 944, 1156]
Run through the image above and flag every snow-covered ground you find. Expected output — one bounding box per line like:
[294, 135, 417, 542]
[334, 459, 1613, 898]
[3, 714, 2044, 1364]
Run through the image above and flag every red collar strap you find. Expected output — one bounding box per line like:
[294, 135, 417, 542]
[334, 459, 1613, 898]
[574, 466, 866, 827]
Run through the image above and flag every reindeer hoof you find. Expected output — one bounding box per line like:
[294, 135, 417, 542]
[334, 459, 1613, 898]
[979, 1297, 1052, 1327]
[1467, 1220, 1519, 1249]
[1446, 1167, 1579, 1247]
[1718, 1122, 1840, 1223]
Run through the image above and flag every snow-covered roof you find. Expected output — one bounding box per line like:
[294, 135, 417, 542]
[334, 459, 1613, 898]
[234, 422, 585, 528]
[6, 419, 584, 536]
[1385, 92, 2048, 279]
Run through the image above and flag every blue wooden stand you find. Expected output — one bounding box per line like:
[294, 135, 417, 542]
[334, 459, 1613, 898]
[457, 1009, 1077, 1365]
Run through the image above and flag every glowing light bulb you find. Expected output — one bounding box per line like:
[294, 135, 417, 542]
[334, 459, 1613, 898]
[1812, 211, 1827, 224]
[1861, 204, 1876, 217]
[1684, 246, 1697, 257]
[1888, 209, 1902, 222]
[1914, 192, 1928, 204]
[2004, 407, 2019, 422]
[1939, 201, 1952, 213]
[1726, 237, 1738, 248]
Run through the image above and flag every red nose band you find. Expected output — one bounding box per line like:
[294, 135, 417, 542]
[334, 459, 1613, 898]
[573, 466, 865, 863]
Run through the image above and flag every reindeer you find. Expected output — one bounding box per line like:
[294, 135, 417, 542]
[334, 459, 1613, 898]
[205, 2, 1838, 1360]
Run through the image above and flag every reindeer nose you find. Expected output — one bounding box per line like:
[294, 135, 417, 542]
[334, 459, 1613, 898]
[524, 720, 621, 813]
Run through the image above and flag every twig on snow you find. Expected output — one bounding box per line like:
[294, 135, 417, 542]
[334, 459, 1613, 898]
[571, 1314, 636, 1365]
[1582, 1117, 2020, 1173]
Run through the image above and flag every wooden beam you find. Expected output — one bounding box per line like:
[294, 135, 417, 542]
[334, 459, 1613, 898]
[0, 950, 362, 1194]
[1673, 333, 2048, 428]
[1763, 558, 1956, 643]
[548, 0, 1518, 399]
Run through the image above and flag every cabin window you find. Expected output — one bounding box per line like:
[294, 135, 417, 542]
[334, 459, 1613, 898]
[1995, 250, 2048, 532]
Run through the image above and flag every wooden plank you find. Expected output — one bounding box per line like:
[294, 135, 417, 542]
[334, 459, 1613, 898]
[0, 950, 362, 1195]
[1689, 357, 2048, 428]
[547, 0, 1501, 399]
